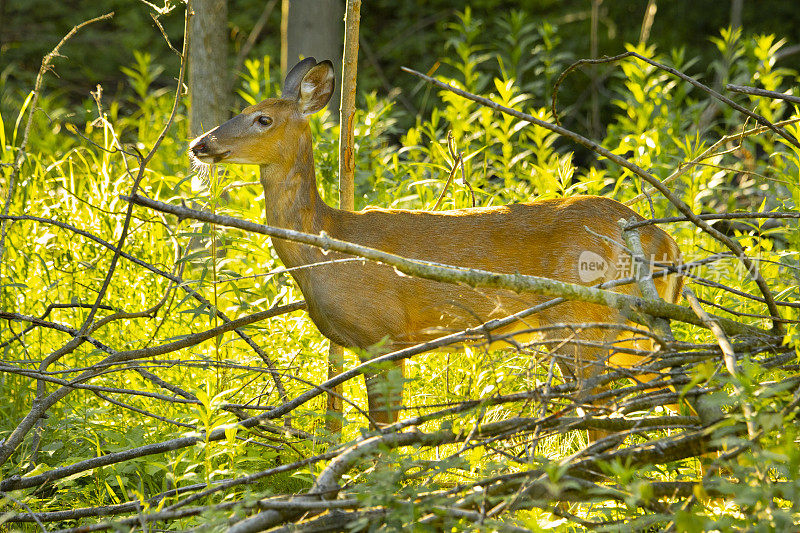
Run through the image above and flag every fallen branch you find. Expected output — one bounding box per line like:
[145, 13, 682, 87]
[225, 419, 725, 532]
[124, 194, 766, 338]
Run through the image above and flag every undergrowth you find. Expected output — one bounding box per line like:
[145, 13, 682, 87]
[1, 7, 799, 531]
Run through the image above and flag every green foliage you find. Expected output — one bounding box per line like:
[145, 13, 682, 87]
[1, 5, 800, 532]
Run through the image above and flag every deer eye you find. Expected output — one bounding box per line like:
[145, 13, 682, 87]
[257, 115, 273, 127]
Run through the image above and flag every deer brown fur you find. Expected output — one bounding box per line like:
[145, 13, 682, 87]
[190, 58, 683, 428]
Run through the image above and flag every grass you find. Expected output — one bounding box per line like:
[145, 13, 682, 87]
[1, 12, 799, 531]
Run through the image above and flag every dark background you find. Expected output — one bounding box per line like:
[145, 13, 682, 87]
[2, 1, 799, 114]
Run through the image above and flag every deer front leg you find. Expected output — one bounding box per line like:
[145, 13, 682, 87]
[359, 353, 405, 428]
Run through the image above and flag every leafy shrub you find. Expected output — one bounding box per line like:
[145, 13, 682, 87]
[1, 6, 799, 531]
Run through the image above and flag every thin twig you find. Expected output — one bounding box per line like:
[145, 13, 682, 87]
[726, 84, 800, 105]
[429, 132, 463, 210]
[624, 210, 800, 229]
[0, 212, 301, 399]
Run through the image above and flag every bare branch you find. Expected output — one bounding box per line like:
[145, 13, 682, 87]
[726, 84, 800, 105]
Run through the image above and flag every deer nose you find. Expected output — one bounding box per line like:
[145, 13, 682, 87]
[190, 139, 208, 155]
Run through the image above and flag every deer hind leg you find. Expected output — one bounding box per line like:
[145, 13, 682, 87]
[608, 324, 720, 478]
[543, 318, 626, 444]
[608, 323, 680, 414]
[358, 350, 405, 428]
[555, 341, 616, 444]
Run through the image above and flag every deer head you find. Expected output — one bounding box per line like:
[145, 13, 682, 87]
[189, 58, 335, 167]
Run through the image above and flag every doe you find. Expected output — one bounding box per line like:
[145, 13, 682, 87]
[190, 58, 683, 429]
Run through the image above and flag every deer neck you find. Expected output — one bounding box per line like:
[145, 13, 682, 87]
[258, 130, 336, 270]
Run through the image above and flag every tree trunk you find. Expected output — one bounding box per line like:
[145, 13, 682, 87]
[189, 0, 230, 136]
[281, 0, 344, 111]
[730, 0, 743, 30]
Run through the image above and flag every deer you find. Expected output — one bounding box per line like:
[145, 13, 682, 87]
[189, 58, 683, 432]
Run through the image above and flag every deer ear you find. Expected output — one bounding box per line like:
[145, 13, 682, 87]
[282, 57, 317, 100]
[297, 60, 335, 116]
